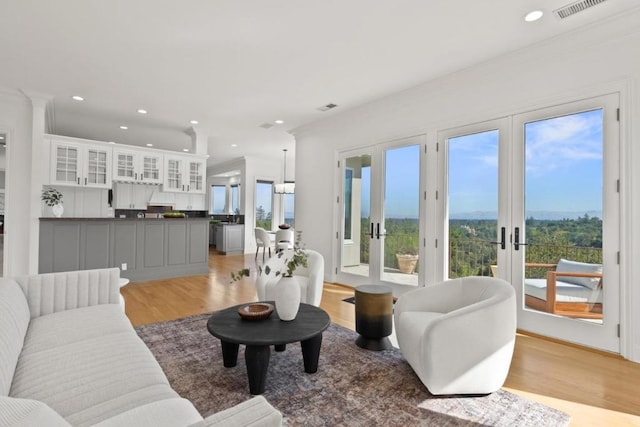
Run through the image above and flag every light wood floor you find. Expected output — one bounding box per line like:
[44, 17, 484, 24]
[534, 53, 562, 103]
[122, 250, 640, 427]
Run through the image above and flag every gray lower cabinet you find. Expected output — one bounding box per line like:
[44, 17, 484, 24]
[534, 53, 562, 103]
[216, 224, 244, 255]
[39, 218, 209, 281]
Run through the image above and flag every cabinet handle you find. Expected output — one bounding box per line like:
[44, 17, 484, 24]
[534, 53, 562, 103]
[187, 185, 190, 192]
[182, 184, 185, 191]
[85, 177, 87, 185]
[135, 172, 138, 180]
[77, 177, 80, 185]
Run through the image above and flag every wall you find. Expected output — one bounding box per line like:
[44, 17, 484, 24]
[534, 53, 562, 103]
[292, 12, 640, 361]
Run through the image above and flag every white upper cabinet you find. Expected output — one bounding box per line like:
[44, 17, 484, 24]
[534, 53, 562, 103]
[49, 138, 112, 189]
[113, 147, 163, 184]
[163, 154, 206, 193]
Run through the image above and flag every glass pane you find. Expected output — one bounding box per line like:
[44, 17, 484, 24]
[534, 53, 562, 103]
[231, 185, 240, 214]
[256, 181, 273, 230]
[381, 145, 420, 285]
[283, 193, 295, 227]
[340, 154, 371, 278]
[211, 185, 226, 214]
[523, 109, 603, 323]
[448, 130, 499, 279]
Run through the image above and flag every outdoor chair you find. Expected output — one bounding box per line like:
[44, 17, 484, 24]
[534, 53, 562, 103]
[524, 258, 603, 319]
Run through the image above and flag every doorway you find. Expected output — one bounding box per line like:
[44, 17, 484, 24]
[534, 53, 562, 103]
[439, 94, 620, 352]
[337, 135, 423, 289]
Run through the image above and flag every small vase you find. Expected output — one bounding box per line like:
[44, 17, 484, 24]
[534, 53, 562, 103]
[274, 276, 301, 321]
[51, 204, 64, 218]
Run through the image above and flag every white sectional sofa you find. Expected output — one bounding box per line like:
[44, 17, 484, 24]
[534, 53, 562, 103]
[0, 268, 282, 427]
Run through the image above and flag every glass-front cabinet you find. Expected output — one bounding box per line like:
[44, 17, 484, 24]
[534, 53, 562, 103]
[49, 138, 112, 188]
[163, 154, 206, 193]
[113, 147, 163, 184]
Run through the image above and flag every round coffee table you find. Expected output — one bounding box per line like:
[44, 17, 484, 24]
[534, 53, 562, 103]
[207, 302, 331, 395]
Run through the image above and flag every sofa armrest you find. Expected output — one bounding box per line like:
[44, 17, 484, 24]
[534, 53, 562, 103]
[196, 396, 282, 427]
[15, 268, 121, 319]
[0, 396, 71, 427]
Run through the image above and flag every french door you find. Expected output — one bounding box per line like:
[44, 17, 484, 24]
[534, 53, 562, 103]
[439, 94, 620, 352]
[337, 135, 424, 288]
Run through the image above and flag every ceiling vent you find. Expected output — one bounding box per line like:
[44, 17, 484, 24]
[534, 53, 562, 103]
[553, 0, 608, 19]
[259, 123, 274, 129]
[317, 103, 338, 112]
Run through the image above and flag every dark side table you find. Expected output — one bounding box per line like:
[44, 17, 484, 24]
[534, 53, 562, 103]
[207, 302, 330, 395]
[355, 285, 393, 351]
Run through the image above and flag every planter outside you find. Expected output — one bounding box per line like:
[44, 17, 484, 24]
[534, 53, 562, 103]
[396, 254, 418, 274]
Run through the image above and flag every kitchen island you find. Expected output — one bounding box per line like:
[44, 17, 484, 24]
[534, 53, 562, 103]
[39, 217, 209, 281]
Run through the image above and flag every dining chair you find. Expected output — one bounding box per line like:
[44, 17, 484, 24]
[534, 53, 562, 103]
[254, 227, 273, 261]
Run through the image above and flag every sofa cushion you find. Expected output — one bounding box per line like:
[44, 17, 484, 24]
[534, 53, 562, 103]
[0, 278, 30, 396]
[91, 398, 201, 427]
[524, 278, 603, 303]
[0, 396, 71, 427]
[556, 258, 602, 289]
[10, 305, 181, 427]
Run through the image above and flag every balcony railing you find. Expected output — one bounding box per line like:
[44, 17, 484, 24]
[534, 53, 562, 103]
[448, 238, 602, 279]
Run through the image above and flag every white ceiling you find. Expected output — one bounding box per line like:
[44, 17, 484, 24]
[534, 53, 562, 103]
[1, 0, 638, 167]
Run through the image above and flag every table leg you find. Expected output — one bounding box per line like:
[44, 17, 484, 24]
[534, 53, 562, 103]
[245, 345, 271, 395]
[300, 333, 323, 373]
[221, 341, 239, 367]
[274, 344, 286, 352]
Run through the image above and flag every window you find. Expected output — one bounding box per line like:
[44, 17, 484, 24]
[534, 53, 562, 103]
[210, 185, 226, 214]
[344, 168, 353, 240]
[283, 193, 295, 227]
[231, 184, 240, 214]
[255, 180, 273, 230]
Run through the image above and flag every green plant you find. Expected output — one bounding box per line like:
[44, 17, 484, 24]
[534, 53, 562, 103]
[41, 188, 63, 206]
[231, 230, 308, 282]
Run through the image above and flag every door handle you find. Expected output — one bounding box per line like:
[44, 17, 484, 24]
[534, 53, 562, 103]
[375, 223, 387, 239]
[370, 223, 374, 239]
[514, 227, 528, 251]
[490, 227, 506, 250]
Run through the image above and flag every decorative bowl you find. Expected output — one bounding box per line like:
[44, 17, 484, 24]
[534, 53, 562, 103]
[278, 224, 291, 230]
[163, 212, 185, 218]
[238, 303, 274, 321]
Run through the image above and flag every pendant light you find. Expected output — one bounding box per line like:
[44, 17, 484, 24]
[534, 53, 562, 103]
[274, 149, 295, 194]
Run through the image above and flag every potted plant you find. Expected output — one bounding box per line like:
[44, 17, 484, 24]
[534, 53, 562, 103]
[231, 230, 308, 281]
[41, 188, 64, 217]
[396, 246, 419, 274]
[231, 231, 308, 320]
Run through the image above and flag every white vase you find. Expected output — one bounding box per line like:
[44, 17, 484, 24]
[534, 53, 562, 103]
[275, 276, 301, 321]
[51, 204, 64, 218]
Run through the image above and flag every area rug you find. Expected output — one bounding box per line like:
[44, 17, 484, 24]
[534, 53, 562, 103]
[136, 313, 571, 427]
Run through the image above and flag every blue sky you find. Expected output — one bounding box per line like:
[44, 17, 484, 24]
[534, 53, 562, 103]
[358, 109, 603, 220]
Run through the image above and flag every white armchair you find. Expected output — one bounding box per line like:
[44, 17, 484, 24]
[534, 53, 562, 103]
[394, 276, 516, 395]
[255, 249, 325, 306]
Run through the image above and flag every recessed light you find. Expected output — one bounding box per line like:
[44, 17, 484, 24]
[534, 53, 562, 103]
[274, 120, 284, 124]
[231, 144, 237, 147]
[0, 136, 4, 140]
[524, 10, 543, 22]
[137, 109, 148, 114]
[120, 126, 128, 130]
[108, 141, 116, 144]
[71, 95, 84, 101]
[183, 148, 189, 152]
[190, 120, 199, 125]
[146, 143, 153, 147]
